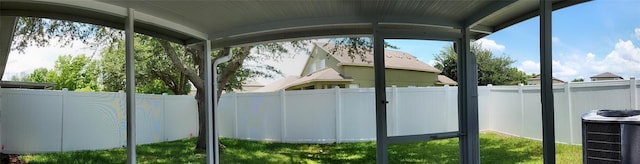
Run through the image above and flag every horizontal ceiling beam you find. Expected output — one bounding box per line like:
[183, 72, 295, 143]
[463, 0, 518, 28]
[494, 0, 591, 33]
[209, 16, 462, 41]
[1, 1, 208, 45]
[211, 25, 373, 48]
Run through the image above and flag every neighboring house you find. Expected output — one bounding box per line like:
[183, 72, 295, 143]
[590, 72, 623, 81]
[256, 43, 449, 92]
[436, 75, 458, 86]
[234, 80, 264, 93]
[0, 81, 56, 89]
[189, 80, 265, 94]
[527, 75, 565, 85]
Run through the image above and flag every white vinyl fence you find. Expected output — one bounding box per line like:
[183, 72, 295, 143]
[218, 79, 639, 145]
[1, 79, 637, 154]
[0, 89, 198, 154]
[484, 79, 639, 145]
[218, 87, 460, 143]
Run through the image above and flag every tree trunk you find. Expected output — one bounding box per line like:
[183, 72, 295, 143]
[194, 46, 251, 151]
[159, 39, 253, 152]
[195, 89, 207, 150]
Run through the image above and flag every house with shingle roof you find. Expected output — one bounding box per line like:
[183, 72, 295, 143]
[527, 75, 565, 85]
[255, 43, 453, 92]
[590, 72, 623, 81]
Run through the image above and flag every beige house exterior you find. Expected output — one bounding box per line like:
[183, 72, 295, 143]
[256, 43, 453, 92]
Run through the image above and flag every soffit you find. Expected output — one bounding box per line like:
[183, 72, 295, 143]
[1, 0, 589, 47]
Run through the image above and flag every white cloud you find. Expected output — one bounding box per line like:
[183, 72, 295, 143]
[518, 60, 577, 80]
[635, 28, 640, 40]
[474, 38, 505, 52]
[518, 40, 640, 81]
[552, 36, 560, 43]
[520, 60, 540, 74]
[3, 38, 99, 80]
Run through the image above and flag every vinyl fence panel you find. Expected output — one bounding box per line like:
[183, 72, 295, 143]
[393, 87, 451, 136]
[339, 88, 376, 142]
[235, 92, 281, 141]
[135, 94, 164, 145]
[62, 91, 123, 151]
[218, 93, 236, 138]
[284, 89, 336, 143]
[163, 95, 198, 141]
[1, 89, 63, 154]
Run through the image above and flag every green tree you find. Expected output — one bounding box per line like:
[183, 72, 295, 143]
[434, 44, 527, 85]
[100, 34, 191, 94]
[9, 72, 29, 81]
[571, 78, 584, 82]
[44, 54, 100, 91]
[27, 68, 49, 82]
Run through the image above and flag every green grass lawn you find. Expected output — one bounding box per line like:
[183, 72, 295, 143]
[20, 132, 582, 164]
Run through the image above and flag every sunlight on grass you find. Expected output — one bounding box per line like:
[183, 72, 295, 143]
[20, 132, 582, 163]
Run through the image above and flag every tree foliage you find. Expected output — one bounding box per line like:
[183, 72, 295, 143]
[24, 54, 100, 91]
[28, 68, 49, 83]
[100, 34, 191, 94]
[13, 17, 120, 52]
[572, 78, 584, 82]
[434, 44, 527, 86]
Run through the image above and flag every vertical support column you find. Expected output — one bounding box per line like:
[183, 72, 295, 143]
[125, 8, 137, 164]
[0, 85, 2, 151]
[457, 27, 480, 164]
[203, 40, 215, 164]
[540, 0, 556, 163]
[373, 25, 389, 164]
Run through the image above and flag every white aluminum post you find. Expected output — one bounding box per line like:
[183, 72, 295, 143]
[565, 82, 575, 144]
[335, 86, 342, 143]
[630, 77, 637, 110]
[392, 85, 399, 135]
[280, 89, 286, 142]
[162, 93, 167, 141]
[61, 88, 68, 152]
[125, 8, 136, 164]
[519, 84, 525, 136]
[233, 92, 238, 138]
[204, 41, 214, 164]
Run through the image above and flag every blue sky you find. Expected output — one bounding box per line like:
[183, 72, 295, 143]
[5, 1, 640, 84]
[387, 0, 640, 82]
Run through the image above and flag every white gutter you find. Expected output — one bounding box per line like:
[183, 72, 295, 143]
[209, 47, 231, 164]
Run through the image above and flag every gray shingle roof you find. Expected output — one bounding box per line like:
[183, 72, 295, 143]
[316, 43, 442, 73]
[590, 72, 622, 78]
